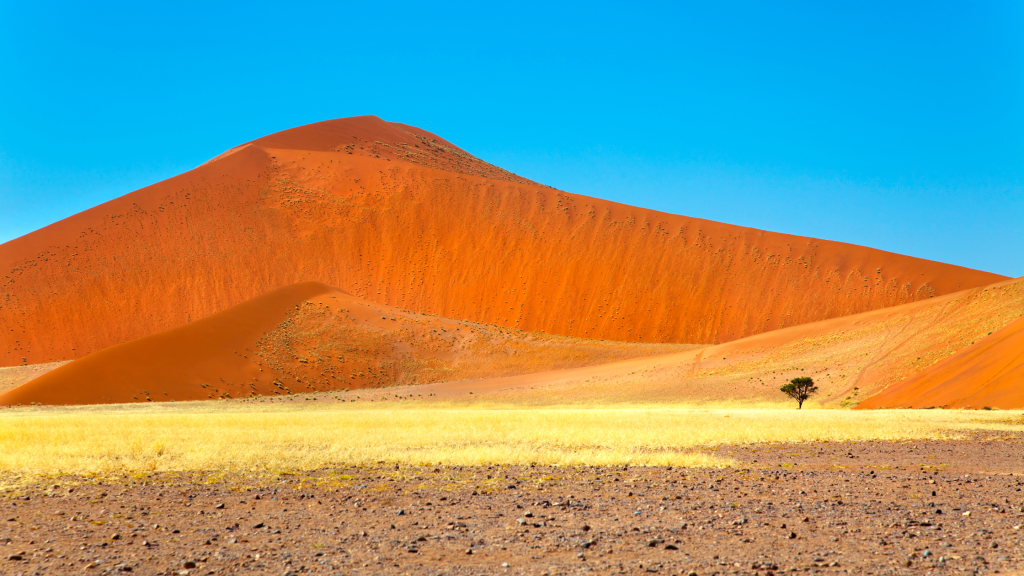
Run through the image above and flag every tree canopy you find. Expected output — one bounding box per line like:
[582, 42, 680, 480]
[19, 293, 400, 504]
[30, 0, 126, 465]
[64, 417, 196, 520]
[780, 376, 818, 409]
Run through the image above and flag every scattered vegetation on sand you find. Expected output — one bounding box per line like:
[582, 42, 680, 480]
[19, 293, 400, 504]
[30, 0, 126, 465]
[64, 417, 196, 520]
[0, 404, 1020, 476]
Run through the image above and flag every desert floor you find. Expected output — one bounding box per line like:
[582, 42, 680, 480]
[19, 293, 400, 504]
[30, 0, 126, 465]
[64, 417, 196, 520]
[2, 436, 1023, 576]
[2, 405, 1023, 575]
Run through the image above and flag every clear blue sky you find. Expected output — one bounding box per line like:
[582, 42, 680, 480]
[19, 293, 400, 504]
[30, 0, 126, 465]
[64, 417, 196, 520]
[2, 1, 1021, 276]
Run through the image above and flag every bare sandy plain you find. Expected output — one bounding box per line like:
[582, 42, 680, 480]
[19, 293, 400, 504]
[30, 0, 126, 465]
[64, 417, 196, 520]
[4, 456, 1024, 576]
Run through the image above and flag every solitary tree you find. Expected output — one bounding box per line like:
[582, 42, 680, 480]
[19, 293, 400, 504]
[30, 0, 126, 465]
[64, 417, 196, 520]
[780, 377, 818, 409]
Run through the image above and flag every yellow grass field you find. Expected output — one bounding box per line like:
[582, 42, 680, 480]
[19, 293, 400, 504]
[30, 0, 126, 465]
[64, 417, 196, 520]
[1, 402, 1022, 476]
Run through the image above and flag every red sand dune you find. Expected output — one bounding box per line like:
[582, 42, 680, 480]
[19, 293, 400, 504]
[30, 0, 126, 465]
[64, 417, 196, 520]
[0, 282, 691, 406]
[0, 116, 1006, 368]
[856, 313, 1024, 410]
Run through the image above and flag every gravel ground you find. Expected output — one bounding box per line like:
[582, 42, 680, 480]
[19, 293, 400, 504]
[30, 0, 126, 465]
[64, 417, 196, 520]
[2, 435, 1023, 576]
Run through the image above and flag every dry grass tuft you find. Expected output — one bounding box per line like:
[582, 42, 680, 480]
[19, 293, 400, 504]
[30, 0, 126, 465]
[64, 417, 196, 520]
[0, 403, 1021, 476]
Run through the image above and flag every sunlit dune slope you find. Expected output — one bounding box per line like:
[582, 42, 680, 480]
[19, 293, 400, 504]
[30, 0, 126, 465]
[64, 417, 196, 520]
[856, 313, 1024, 410]
[372, 277, 1024, 407]
[0, 282, 692, 406]
[0, 116, 1005, 367]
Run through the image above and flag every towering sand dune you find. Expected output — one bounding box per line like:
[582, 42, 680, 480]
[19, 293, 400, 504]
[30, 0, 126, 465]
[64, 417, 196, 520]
[0, 282, 691, 406]
[857, 313, 1024, 409]
[0, 116, 1005, 367]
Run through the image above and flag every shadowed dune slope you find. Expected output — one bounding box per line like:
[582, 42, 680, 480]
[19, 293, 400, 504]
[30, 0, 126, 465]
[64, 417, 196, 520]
[0, 282, 335, 405]
[0, 282, 693, 406]
[857, 313, 1024, 410]
[0, 116, 1005, 367]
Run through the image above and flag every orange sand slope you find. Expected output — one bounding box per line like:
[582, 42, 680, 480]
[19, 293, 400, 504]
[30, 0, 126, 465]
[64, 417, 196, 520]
[857, 313, 1024, 409]
[0, 116, 1005, 367]
[343, 276, 1024, 408]
[0, 283, 693, 406]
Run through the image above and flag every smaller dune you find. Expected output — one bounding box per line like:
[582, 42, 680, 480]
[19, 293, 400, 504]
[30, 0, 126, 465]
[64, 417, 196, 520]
[0, 282, 691, 406]
[857, 313, 1024, 409]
